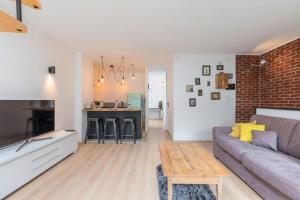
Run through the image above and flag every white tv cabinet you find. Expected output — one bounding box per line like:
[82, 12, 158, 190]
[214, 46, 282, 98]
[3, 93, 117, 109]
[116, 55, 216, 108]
[0, 130, 78, 199]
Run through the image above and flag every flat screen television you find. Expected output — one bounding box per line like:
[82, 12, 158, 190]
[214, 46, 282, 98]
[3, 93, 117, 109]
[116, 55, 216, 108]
[0, 100, 55, 149]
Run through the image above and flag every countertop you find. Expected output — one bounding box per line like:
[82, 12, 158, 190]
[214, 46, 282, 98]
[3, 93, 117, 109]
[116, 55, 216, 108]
[83, 108, 141, 112]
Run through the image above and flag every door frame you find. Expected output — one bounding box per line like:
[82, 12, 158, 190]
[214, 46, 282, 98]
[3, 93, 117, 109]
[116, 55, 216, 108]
[145, 67, 168, 132]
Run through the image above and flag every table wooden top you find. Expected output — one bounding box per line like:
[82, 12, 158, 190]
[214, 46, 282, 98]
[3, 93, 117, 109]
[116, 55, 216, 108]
[83, 108, 141, 112]
[159, 142, 230, 179]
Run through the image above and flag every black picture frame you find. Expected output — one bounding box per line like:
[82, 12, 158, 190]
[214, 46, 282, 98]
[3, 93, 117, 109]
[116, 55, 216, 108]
[226, 73, 234, 79]
[195, 78, 201, 85]
[207, 81, 210, 87]
[202, 65, 211, 76]
[198, 89, 203, 96]
[186, 85, 194, 92]
[226, 83, 236, 90]
[217, 65, 224, 70]
[211, 92, 221, 100]
[189, 98, 196, 107]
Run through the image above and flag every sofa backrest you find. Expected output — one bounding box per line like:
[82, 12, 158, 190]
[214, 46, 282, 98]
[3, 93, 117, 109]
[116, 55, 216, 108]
[286, 122, 300, 160]
[251, 115, 299, 154]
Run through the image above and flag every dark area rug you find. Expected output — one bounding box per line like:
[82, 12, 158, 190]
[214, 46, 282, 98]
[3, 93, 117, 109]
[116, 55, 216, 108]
[156, 165, 216, 200]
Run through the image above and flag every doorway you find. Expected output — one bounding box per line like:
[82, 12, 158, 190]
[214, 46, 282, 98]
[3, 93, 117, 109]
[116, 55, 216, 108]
[146, 69, 167, 131]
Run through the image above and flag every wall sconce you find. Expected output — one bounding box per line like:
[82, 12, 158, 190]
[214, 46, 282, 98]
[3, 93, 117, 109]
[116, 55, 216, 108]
[259, 59, 268, 66]
[48, 66, 55, 74]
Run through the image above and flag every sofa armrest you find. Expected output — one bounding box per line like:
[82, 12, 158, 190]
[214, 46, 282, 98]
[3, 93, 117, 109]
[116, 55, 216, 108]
[213, 126, 232, 138]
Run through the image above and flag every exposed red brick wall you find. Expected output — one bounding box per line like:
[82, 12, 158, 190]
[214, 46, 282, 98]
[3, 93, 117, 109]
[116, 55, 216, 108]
[260, 38, 300, 108]
[236, 38, 300, 122]
[236, 55, 260, 122]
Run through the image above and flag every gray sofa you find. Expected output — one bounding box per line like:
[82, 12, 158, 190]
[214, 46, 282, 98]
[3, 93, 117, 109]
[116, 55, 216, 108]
[213, 114, 300, 200]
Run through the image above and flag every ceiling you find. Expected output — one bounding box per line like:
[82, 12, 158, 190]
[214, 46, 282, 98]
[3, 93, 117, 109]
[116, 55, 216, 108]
[1, 0, 300, 70]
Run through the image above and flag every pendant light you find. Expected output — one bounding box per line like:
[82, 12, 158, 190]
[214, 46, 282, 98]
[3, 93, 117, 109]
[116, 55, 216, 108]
[96, 56, 105, 87]
[97, 74, 100, 86]
[121, 57, 125, 83]
[95, 56, 135, 85]
[131, 64, 135, 80]
[101, 56, 105, 83]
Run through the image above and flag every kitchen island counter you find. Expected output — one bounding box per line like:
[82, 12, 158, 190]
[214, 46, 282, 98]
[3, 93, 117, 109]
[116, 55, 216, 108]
[83, 108, 141, 112]
[83, 108, 142, 139]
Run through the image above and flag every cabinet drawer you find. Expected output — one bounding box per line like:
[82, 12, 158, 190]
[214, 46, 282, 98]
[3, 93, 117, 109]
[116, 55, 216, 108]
[0, 131, 78, 199]
[60, 134, 78, 158]
[30, 143, 61, 177]
[0, 156, 31, 199]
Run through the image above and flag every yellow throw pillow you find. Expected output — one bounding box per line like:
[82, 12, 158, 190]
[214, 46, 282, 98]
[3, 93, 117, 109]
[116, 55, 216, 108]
[229, 121, 256, 138]
[240, 124, 265, 142]
[229, 123, 242, 138]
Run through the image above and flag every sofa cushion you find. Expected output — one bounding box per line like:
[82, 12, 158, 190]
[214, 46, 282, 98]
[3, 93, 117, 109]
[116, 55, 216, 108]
[251, 115, 299, 153]
[229, 121, 256, 138]
[214, 133, 267, 162]
[287, 122, 300, 159]
[252, 130, 278, 151]
[240, 123, 265, 142]
[229, 123, 241, 138]
[242, 151, 300, 200]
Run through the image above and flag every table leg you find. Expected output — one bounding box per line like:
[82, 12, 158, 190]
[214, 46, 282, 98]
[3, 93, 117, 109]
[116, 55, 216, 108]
[217, 178, 223, 200]
[168, 177, 173, 200]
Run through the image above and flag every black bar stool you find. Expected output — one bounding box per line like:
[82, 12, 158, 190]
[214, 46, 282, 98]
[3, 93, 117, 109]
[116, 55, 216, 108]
[85, 118, 101, 144]
[121, 118, 136, 144]
[98, 118, 105, 138]
[103, 118, 119, 144]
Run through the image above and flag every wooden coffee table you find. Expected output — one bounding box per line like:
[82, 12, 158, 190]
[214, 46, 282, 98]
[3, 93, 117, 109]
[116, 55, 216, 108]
[159, 142, 230, 200]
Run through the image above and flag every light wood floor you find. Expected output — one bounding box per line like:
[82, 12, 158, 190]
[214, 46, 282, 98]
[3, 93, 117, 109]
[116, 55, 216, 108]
[7, 120, 262, 200]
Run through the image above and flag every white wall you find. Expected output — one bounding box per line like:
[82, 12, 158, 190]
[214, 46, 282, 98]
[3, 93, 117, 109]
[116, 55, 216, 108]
[74, 53, 94, 141]
[93, 65, 145, 102]
[74, 53, 82, 139]
[173, 54, 236, 141]
[166, 58, 174, 135]
[147, 70, 167, 122]
[148, 70, 166, 109]
[0, 29, 75, 131]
